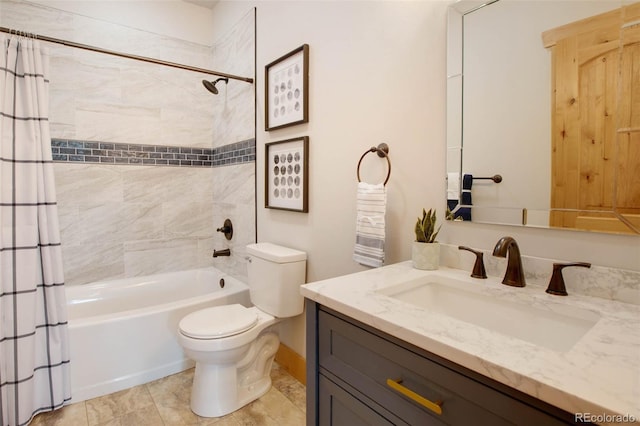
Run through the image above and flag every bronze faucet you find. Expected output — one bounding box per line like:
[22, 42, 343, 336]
[546, 262, 591, 296]
[212, 248, 231, 258]
[492, 236, 526, 287]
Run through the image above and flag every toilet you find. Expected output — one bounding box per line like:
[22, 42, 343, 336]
[177, 242, 307, 418]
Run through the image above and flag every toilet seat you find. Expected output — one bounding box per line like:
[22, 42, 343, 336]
[179, 304, 258, 339]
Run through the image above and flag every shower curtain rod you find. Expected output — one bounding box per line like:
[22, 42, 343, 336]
[0, 26, 254, 83]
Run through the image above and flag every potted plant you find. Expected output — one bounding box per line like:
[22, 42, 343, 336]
[412, 208, 441, 270]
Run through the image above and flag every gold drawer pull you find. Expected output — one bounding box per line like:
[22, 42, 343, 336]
[386, 378, 443, 415]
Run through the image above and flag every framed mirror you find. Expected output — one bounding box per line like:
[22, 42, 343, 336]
[446, 0, 639, 235]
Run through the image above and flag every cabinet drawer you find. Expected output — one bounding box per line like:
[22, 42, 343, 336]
[318, 308, 570, 426]
[319, 373, 400, 426]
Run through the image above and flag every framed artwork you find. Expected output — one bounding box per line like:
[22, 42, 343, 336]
[265, 137, 309, 212]
[265, 44, 309, 131]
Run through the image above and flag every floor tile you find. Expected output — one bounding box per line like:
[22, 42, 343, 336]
[118, 405, 165, 426]
[86, 384, 154, 425]
[29, 362, 305, 426]
[245, 387, 305, 426]
[270, 363, 306, 413]
[30, 402, 88, 426]
[147, 370, 200, 425]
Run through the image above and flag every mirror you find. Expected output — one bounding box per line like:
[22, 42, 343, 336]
[446, 0, 639, 235]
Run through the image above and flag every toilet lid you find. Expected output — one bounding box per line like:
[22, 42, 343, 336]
[179, 304, 258, 339]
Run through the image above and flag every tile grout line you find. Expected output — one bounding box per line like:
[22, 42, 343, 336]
[143, 381, 167, 426]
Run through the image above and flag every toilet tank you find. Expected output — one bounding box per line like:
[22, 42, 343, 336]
[246, 243, 307, 318]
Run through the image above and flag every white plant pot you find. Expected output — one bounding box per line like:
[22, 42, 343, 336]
[412, 242, 440, 270]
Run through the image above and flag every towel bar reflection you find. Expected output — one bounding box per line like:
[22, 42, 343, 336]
[473, 174, 502, 183]
[357, 143, 391, 186]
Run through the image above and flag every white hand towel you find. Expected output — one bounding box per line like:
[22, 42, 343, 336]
[447, 172, 460, 200]
[353, 182, 386, 267]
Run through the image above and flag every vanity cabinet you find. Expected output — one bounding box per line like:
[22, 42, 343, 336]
[306, 300, 585, 426]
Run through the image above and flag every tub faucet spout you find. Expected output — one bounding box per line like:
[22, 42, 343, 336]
[213, 248, 231, 258]
[492, 236, 526, 287]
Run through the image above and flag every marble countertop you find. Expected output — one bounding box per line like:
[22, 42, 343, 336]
[301, 261, 640, 425]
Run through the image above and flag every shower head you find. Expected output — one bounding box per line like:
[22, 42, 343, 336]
[202, 77, 228, 94]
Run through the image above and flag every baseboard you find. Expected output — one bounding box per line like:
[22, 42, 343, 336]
[275, 343, 306, 385]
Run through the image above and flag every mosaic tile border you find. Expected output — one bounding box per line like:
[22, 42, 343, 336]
[51, 138, 255, 167]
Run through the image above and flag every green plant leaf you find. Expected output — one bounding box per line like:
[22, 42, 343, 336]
[415, 217, 426, 242]
[414, 207, 439, 243]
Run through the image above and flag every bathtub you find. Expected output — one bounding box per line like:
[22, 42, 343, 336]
[65, 267, 250, 402]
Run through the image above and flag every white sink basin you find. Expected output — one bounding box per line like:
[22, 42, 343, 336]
[377, 274, 600, 352]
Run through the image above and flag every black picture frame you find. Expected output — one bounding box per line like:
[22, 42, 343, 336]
[265, 136, 309, 212]
[265, 44, 309, 131]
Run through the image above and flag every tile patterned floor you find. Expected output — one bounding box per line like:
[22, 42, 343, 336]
[31, 363, 306, 426]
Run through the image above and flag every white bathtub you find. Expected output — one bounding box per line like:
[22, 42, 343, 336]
[66, 267, 250, 402]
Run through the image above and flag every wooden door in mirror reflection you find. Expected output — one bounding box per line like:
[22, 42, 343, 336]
[544, 3, 640, 234]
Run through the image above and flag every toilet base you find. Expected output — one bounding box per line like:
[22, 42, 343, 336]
[190, 332, 280, 418]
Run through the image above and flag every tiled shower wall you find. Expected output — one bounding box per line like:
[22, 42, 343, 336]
[1, 1, 256, 285]
[209, 10, 256, 281]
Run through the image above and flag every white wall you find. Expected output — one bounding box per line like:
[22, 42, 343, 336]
[213, 0, 448, 279]
[210, 0, 639, 357]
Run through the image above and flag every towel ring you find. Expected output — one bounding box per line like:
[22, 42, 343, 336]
[357, 143, 391, 186]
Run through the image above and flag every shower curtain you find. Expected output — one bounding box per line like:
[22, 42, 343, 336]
[0, 35, 71, 425]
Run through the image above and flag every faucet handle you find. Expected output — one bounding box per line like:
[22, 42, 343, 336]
[545, 262, 591, 296]
[216, 218, 233, 240]
[458, 246, 487, 279]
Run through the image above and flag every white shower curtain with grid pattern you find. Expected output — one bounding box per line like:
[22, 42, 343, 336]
[0, 35, 71, 426]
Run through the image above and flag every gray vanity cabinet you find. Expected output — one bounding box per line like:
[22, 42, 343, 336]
[306, 300, 586, 425]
